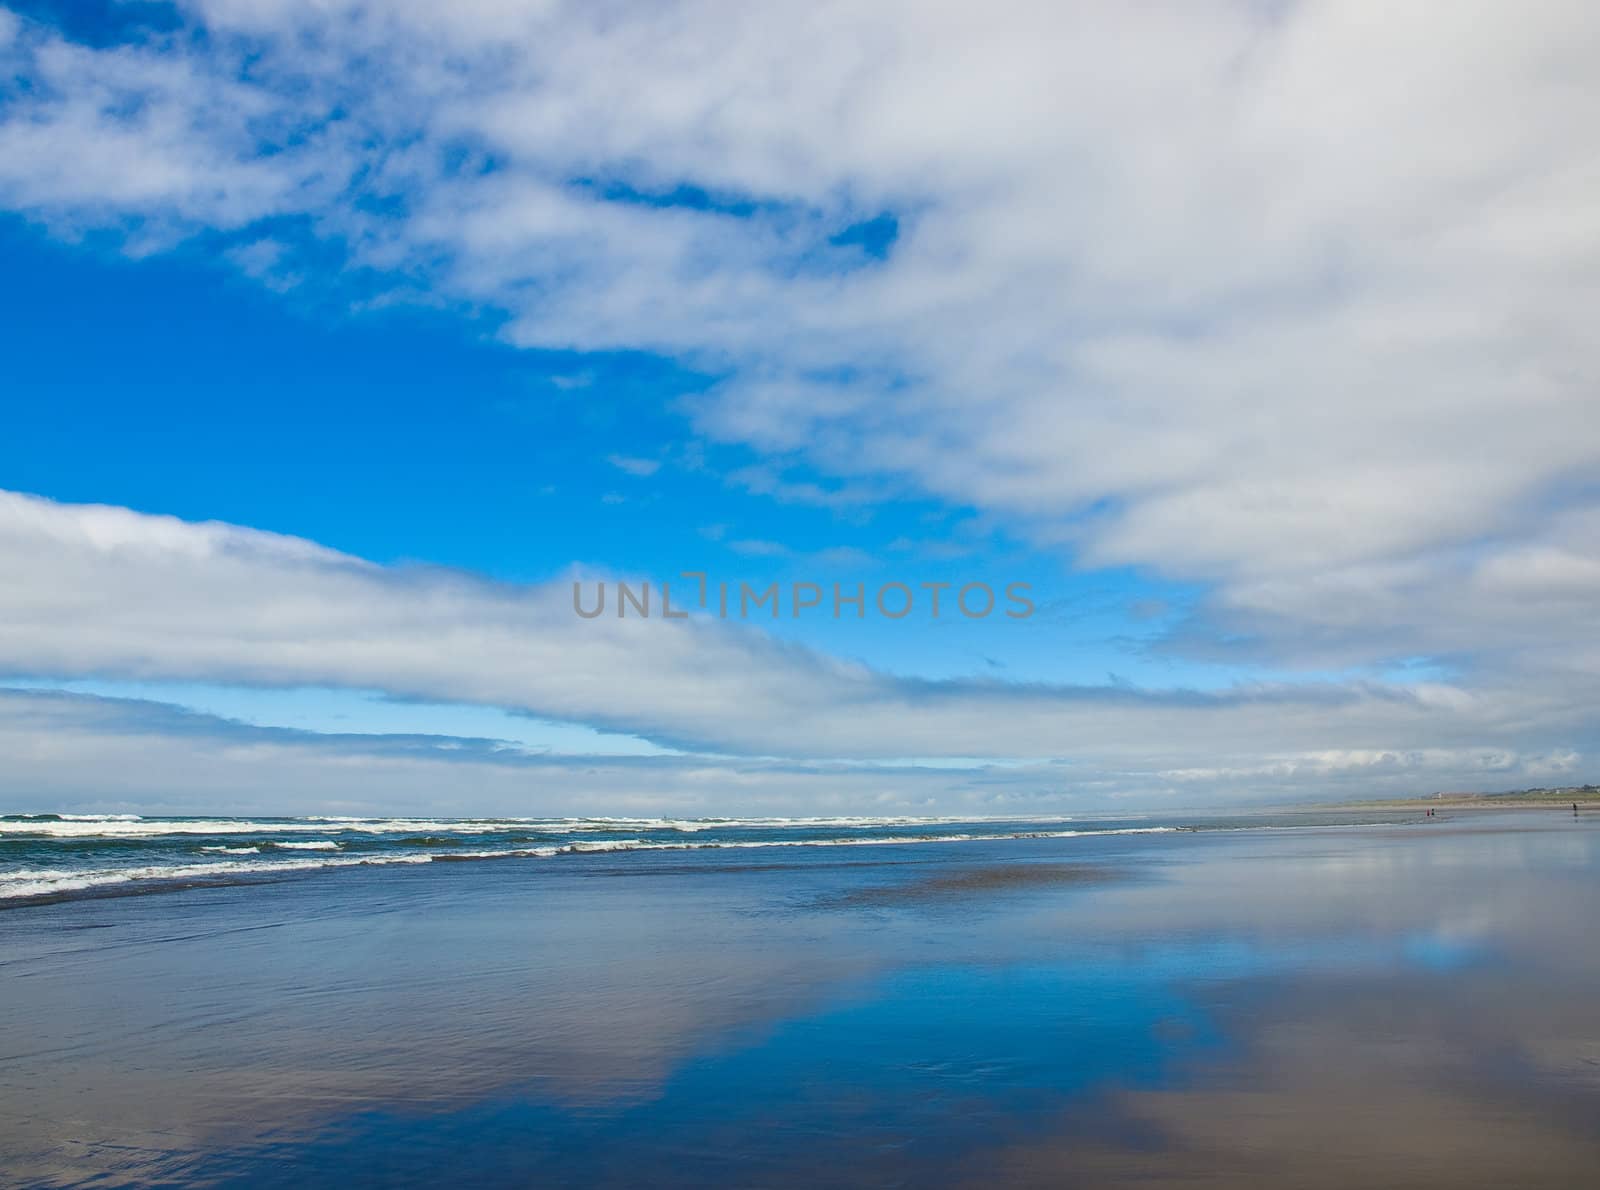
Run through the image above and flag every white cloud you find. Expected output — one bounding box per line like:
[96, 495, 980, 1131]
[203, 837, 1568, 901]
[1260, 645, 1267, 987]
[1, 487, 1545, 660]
[0, 688, 981, 817]
[4, 3, 1595, 646]
[724, 538, 790, 558]
[3, 4, 1600, 802]
[0, 19, 332, 241]
[0, 687, 1585, 817]
[0, 490, 1595, 805]
[606, 454, 662, 478]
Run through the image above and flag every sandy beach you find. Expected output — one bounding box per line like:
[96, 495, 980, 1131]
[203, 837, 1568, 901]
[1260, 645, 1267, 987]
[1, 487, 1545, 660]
[3, 810, 1597, 1187]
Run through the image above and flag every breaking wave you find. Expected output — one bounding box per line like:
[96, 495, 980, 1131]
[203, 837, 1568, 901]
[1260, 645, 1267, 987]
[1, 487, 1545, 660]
[0, 813, 1189, 904]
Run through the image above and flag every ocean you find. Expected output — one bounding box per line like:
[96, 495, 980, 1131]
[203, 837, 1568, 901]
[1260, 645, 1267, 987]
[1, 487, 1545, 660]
[0, 809, 1419, 906]
[3, 810, 1598, 1186]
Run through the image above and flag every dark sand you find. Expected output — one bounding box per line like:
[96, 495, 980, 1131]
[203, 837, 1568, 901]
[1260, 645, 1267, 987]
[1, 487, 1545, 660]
[824, 861, 1122, 907]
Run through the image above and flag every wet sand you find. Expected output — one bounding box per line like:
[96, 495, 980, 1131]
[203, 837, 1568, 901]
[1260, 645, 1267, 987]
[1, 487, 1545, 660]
[2, 813, 1597, 1186]
[824, 861, 1123, 907]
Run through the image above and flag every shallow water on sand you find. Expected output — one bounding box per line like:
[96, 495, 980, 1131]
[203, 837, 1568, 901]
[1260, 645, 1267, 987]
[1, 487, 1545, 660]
[2, 812, 1598, 1187]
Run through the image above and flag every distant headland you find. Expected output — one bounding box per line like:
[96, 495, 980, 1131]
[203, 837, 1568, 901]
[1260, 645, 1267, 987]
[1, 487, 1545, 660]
[1301, 785, 1600, 812]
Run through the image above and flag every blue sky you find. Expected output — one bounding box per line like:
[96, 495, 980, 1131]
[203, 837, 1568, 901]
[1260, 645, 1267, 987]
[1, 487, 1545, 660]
[1, 213, 1217, 694]
[1, 1, 1597, 814]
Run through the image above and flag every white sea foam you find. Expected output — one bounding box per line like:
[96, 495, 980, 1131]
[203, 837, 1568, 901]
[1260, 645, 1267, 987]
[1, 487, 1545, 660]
[58, 813, 145, 822]
[0, 824, 1177, 902]
[0, 817, 508, 838]
[0, 854, 437, 900]
[0, 814, 1075, 839]
[546, 827, 1173, 854]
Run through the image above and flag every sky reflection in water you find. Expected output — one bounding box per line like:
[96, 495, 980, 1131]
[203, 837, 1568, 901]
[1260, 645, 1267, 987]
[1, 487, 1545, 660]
[2, 814, 1597, 1187]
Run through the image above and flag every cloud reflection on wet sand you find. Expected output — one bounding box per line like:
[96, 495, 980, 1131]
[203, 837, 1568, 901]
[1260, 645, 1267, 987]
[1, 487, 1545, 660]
[2, 815, 1597, 1187]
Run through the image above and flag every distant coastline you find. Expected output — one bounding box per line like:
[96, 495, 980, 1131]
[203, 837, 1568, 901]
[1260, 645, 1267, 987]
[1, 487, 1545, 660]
[1298, 785, 1600, 812]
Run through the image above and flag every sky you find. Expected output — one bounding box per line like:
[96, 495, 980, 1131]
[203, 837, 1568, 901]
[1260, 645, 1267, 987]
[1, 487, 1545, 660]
[1, 0, 1598, 816]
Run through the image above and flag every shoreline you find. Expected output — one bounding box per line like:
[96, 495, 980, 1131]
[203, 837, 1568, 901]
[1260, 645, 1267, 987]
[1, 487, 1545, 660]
[5, 812, 1596, 1188]
[2, 807, 1583, 911]
[1287, 796, 1598, 813]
